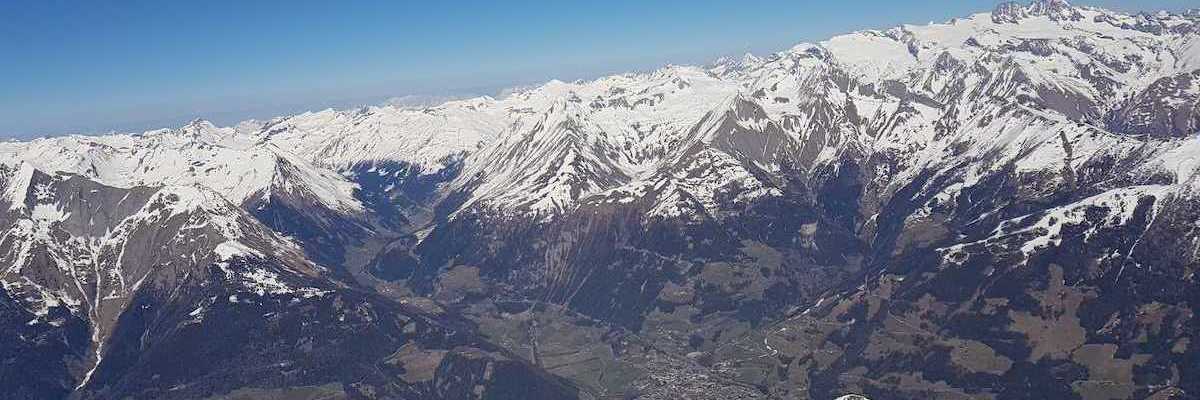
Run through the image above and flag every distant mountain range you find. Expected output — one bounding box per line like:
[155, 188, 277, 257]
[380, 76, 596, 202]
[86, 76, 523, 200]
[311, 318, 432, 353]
[2, 1, 1199, 399]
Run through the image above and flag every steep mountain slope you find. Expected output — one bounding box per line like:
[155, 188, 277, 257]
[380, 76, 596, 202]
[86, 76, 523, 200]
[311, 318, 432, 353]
[0, 121, 384, 269]
[3, 1, 1200, 399]
[0, 165, 578, 399]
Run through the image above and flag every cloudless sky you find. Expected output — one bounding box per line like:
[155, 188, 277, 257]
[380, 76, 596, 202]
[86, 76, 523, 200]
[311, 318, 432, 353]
[0, 0, 1193, 138]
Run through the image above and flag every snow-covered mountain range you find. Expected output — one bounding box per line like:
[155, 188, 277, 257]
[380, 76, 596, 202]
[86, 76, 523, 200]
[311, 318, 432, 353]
[6, 1, 1199, 218]
[3, 1, 1200, 399]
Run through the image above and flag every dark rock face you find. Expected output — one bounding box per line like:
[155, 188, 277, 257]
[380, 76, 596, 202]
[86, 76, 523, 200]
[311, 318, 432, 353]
[243, 157, 380, 272]
[79, 262, 577, 400]
[0, 286, 90, 400]
[346, 158, 465, 218]
[1108, 71, 1200, 139]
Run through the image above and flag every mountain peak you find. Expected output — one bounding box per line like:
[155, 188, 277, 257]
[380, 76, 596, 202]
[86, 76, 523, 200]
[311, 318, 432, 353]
[182, 118, 217, 131]
[710, 53, 765, 77]
[992, 2, 1027, 23]
[993, 0, 1082, 23]
[1029, 0, 1083, 20]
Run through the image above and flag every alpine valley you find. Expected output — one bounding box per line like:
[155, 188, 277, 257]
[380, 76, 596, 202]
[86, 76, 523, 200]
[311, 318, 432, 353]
[3, 1, 1200, 399]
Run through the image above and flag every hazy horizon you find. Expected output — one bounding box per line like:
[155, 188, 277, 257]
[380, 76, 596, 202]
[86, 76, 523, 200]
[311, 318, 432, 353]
[2, 0, 1194, 139]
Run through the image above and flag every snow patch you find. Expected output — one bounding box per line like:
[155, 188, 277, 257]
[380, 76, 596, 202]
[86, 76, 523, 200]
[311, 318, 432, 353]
[213, 240, 263, 261]
[3, 163, 35, 210]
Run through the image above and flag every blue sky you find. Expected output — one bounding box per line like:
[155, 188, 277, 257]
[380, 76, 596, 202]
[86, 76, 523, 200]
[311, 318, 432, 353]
[0, 0, 1193, 138]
